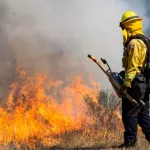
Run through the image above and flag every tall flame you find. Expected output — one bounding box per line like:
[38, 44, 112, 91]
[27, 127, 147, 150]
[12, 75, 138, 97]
[0, 67, 100, 148]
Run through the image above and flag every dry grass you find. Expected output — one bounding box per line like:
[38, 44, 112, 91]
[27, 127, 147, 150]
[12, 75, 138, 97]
[53, 90, 150, 150]
[0, 90, 149, 150]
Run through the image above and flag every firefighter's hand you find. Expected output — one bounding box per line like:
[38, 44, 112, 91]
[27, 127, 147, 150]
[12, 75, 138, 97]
[118, 85, 128, 98]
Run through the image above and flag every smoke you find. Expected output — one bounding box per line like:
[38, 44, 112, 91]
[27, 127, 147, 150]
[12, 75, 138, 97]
[123, 0, 150, 35]
[0, 0, 150, 97]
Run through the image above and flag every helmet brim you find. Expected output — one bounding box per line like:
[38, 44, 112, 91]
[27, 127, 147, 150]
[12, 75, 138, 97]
[122, 18, 143, 25]
[119, 18, 143, 29]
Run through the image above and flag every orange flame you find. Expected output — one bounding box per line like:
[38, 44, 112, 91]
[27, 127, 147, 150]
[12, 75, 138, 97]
[0, 68, 100, 148]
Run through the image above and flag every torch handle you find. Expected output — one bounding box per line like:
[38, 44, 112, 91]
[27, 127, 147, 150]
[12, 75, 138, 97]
[87, 54, 139, 106]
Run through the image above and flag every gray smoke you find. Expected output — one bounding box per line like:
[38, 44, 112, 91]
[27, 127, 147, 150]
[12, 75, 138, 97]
[124, 0, 150, 35]
[0, 0, 149, 98]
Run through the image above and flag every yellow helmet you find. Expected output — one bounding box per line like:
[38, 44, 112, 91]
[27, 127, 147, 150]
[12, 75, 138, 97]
[120, 11, 143, 29]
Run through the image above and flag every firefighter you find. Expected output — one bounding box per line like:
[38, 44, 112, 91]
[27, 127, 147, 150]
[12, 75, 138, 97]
[118, 10, 150, 148]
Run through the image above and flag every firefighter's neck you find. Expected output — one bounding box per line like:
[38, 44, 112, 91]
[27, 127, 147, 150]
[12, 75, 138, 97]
[127, 28, 144, 38]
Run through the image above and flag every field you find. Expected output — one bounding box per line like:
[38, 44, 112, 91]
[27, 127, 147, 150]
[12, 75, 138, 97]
[0, 69, 148, 150]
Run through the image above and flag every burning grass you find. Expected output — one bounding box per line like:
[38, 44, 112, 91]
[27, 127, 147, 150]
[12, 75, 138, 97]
[0, 67, 125, 149]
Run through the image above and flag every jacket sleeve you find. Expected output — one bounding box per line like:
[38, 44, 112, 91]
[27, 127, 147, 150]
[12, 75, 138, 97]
[123, 40, 142, 87]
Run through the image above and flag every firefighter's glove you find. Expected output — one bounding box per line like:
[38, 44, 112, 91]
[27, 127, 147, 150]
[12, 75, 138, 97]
[123, 79, 132, 88]
[118, 85, 128, 98]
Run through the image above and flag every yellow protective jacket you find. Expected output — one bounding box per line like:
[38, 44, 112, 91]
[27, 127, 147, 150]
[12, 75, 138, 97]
[121, 19, 147, 87]
[122, 38, 147, 87]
